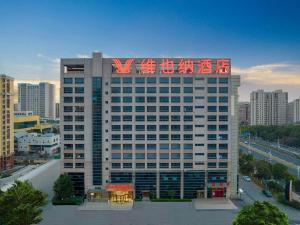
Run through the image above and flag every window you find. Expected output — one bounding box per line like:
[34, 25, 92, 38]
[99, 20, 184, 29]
[135, 144, 145, 150]
[160, 106, 169, 112]
[184, 87, 193, 93]
[171, 163, 180, 169]
[171, 77, 181, 83]
[147, 87, 156, 93]
[123, 106, 132, 112]
[208, 163, 216, 168]
[147, 125, 156, 131]
[184, 106, 193, 112]
[136, 125, 145, 131]
[219, 162, 228, 168]
[147, 77, 156, 83]
[123, 134, 132, 140]
[123, 77, 132, 83]
[207, 115, 217, 121]
[112, 163, 121, 169]
[160, 163, 169, 169]
[123, 153, 132, 159]
[136, 87, 145, 93]
[135, 134, 145, 140]
[64, 125, 73, 131]
[219, 144, 228, 150]
[136, 106, 145, 112]
[123, 163, 132, 168]
[160, 143, 169, 150]
[207, 77, 217, 84]
[219, 115, 228, 121]
[171, 106, 180, 112]
[75, 125, 84, 131]
[208, 125, 217, 131]
[171, 134, 180, 140]
[171, 153, 180, 159]
[75, 115, 84, 122]
[184, 125, 193, 131]
[111, 144, 121, 150]
[112, 125, 121, 131]
[160, 96, 169, 103]
[112, 87, 121, 93]
[64, 115, 73, 122]
[184, 115, 193, 121]
[159, 87, 169, 93]
[64, 97, 73, 103]
[183, 76, 193, 84]
[207, 87, 217, 93]
[147, 115, 156, 122]
[136, 115, 145, 122]
[184, 153, 193, 159]
[147, 153, 156, 159]
[123, 96, 132, 103]
[160, 115, 169, 122]
[184, 163, 193, 169]
[207, 96, 217, 103]
[147, 163, 156, 169]
[160, 153, 169, 159]
[171, 125, 180, 131]
[123, 87, 132, 93]
[64, 87, 73, 93]
[208, 106, 217, 112]
[184, 134, 193, 140]
[123, 144, 132, 150]
[207, 144, 217, 150]
[171, 96, 180, 103]
[135, 96, 145, 103]
[111, 106, 121, 112]
[123, 115, 132, 121]
[147, 134, 156, 141]
[64, 106, 73, 112]
[219, 106, 228, 112]
[75, 97, 84, 103]
[184, 144, 193, 150]
[147, 144, 156, 150]
[171, 143, 180, 150]
[207, 153, 216, 159]
[75, 106, 84, 112]
[219, 125, 228, 131]
[123, 125, 132, 131]
[64, 134, 73, 140]
[112, 153, 121, 159]
[159, 77, 169, 83]
[111, 96, 121, 103]
[159, 134, 169, 140]
[184, 96, 193, 103]
[207, 134, 217, 140]
[147, 96, 156, 103]
[135, 77, 145, 83]
[111, 77, 121, 84]
[136, 153, 145, 159]
[171, 87, 180, 93]
[219, 134, 228, 140]
[159, 125, 169, 131]
[63, 78, 72, 84]
[75, 78, 84, 84]
[112, 134, 120, 140]
[219, 96, 228, 103]
[219, 87, 228, 93]
[171, 115, 180, 121]
[219, 77, 228, 84]
[147, 106, 156, 112]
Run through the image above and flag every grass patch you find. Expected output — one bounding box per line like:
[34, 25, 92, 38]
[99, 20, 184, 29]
[52, 196, 84, 205]
[151, 198, 192, 202]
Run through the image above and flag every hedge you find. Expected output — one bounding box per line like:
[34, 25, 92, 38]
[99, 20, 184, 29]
[52, 196, 84, 205]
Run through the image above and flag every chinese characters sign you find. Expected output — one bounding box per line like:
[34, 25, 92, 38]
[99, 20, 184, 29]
[112, 58, 230, 75]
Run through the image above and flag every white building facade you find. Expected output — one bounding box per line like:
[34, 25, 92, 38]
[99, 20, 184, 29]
[60, 52, 240, 199]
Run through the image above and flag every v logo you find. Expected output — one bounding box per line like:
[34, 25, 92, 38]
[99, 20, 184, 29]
[112, 58, 134, 74]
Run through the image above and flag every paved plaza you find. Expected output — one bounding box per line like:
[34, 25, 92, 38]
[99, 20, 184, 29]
[39, 201, 238, 225]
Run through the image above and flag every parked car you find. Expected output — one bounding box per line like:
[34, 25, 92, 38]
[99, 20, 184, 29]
[243, 176, 251, 182]
[262, 189, 273, 197]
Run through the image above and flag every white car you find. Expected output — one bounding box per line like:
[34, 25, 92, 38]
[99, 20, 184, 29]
[243, 176, 251, 182]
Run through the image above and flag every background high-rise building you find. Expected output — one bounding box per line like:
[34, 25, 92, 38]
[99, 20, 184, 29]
[55, 103, 60, 119]
[287, 102, 294, 124]
[0, 75, 14, 172]
[18, 82, 55, 119]
[291, 98, 300, 123]
[61, 52, 240, 200]
[238, 102, 250, 125]
[250, 89, 288, 125]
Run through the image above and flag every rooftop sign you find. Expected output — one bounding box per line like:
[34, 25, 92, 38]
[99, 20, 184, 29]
[112, 58, 230, 75]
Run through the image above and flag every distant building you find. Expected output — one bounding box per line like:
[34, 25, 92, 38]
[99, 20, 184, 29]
[250, 89, 288, 125]
[55, 103, 60, 119]
[0, 75, 14, 172]
[14, 111, 34, 116]
[15, 132, 60, 155]
[14, 114, 52, 133]
[287, 102, 294, 124]
[18, 82, 55, 119]
[239, 102, 250, 125]
[292, 98, 300, 123]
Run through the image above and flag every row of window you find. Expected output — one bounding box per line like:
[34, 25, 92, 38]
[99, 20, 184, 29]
[111, 143, 228, 150]
[64, 134, 84, 140]
[64, 153, 84, 159]
[111, 76, 228, 84]
[112, 153, 193, 159]
[63, 144, 84, 150]
[64, 115, 84, 122]
[110, 105, 228, 113]
[63, 106, 84, 112]
[111, 96, 228, 103]
[111, 115, 228, 122]
[64, 96, 84, 103]
[63, 87, 84, 94]
[63, 77, 84, 84]
[64, 125, 84, 131]
[111, 86, 228, 94]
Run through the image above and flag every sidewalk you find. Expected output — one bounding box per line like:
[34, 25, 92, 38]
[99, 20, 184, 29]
[194, 198, 238, 210]
[78, 201, 133, 211]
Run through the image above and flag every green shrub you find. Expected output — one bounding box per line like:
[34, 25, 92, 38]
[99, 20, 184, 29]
[267, 181, 284, 193]
[52, 196, 83, 205]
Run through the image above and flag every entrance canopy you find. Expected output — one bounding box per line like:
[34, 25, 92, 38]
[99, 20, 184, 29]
[105, 183, 134, 192]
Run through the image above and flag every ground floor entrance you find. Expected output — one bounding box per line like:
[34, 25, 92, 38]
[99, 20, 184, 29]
[106, 183, 134, 204]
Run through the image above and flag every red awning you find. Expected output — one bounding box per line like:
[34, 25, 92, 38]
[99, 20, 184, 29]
[105, 183, 134, 191]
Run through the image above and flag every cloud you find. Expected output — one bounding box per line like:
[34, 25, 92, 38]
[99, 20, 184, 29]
[232, 63, 300, 85]
[232, 62, 300, 102]
[76, 54, 90, 58]
[36, 53, 45, 58]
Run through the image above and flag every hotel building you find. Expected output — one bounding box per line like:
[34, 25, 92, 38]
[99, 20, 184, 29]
[0, 75, 14, 172]
[60, 52, 240, 201]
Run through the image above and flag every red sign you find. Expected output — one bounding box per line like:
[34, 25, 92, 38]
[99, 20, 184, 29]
[105, 183, 134, 191]
[112, 58, 230, 75]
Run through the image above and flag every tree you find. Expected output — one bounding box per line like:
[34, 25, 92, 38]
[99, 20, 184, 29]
[272, 163, 288, 180]
[239, 154, 255, 175]
[254, 160, 272, 180]
[232, 201, 289, 225]
[0, 181, 47, 225]
[53, 174, 74, 200]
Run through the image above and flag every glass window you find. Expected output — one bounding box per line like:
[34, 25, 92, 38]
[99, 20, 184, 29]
[112, 125, 121, 131]
[159, 115, 169, 121]
[219, 144, 228, 150]
[136, 87, 145, 93]
[123, 134, 132, 140]
[147, 163, 156, 169]
[111, 96, 121, 103]
[184, 106, 193, 112]
[207, 87, 217, 93]
[123, 125, 132, 131]
[136, 115, 145, 121]
[64, 97, 73, 103]
[171, 96, 180, 103]
[123, 77, 132, 83]
[123, 163, 132, 168]
[219, 115, 228, 121]
[159, 77, 169, 83]
[147, 77, 156, 83]
[184, 134, 193, 140]
[219, 125, 228, 131]
[123, 87, 132, 93]
[171, 87, 180, 93]
[136, 106, 145, 112]
[208, 125, 217, 131]
[160, 96, 169, 103]
[147, 153, 156, 159]
[136, 163, 145, 169]
[171, 134, 180, 140]
[219, 96, 228, 103]
[207, 77, 217, 84]
[160, 143, 169, 150]
[75, 78, 84, 84]
[147, 87, 156, 93]
[184, 77, 193, 84]
[171, 77, 181, 83]
[111, 144, 121, 150]
[160, 106, 169, 112]
[147, 115, 156, 122]
[136, 153, 145, 159]
[184, 125, 193, 131]
[207, 96, 217, 103]
[75, 97, 84, 103]
[64, 87, 73, 93]
[111, 77, 121, 84]
[112, 134, 120, 140]
[207, 115, 217, 121]
[147, 96, 156, 103]
[135, 96, 145, 103]
[159, 87, 169, 93]
[135, 125, 145, 131]
[184, 144, 193, 150]
[112, 87, 121, 93]
[123, 96, 132, 103]
[207, 144, 217, 150]
[135, 77, 145, 83]
[208, 106, 217, 112]
[184, 153, 193, 159]
[184, 87, 193, 93]
[123, 106, 132, 112]
[136, 134, 145, 140]
[159, 125, 169, 131]
[123, 115, 132, 121]
[219, 77, 228, 84]
[171, 106, 180, 112]
[147, 125, 156, 131]
[147, 144, 156, 150]
[207, 134, 217, 140]
[63, 78, 73, 84]
[147, 106, 156, 112]
[111, 106, 121, 112]
[171, 125, 180, 131]
[64, 106, 73, 112]
[171, 115, 180, 121]
[159, 134, 169, 140]
[219, 106, 228, 112]
[160, 153, 169, 159]
[112, 153, 121, 159]
[184, 96, 193, 103]
[219, 87, 228, 93]
[147, 134, 156, 141]
[135, 144, 145, 150]
[171, 143, 180, 150]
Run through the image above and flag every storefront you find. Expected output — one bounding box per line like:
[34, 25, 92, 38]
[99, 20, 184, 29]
[106, 183, 134, 204]
[207, 182, 227, 198]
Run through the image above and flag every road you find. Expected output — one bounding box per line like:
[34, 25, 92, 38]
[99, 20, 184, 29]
[0, 165, 37, 187]
[240, 178, 300, 224]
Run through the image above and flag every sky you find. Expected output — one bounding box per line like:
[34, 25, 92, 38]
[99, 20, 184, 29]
[0, 0, 300, 101]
